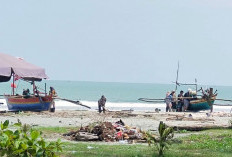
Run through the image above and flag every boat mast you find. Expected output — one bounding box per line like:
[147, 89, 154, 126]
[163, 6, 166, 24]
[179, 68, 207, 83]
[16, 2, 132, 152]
[174, 62, 198, 94]
[12, 73, 15, 96]
[195, 78, 197, 95]
[32, 81, 35, 96]
[45, 83, 47, 96]
[175, 61, 179, 92]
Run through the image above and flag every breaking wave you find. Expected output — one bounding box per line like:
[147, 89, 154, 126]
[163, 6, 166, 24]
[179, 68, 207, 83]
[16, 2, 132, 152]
[0, 99, 231, 113]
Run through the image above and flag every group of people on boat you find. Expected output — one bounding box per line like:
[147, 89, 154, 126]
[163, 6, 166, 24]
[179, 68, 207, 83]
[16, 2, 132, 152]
[22, 86, 56, 98]
[165, 89, 196, 112]
[21, 86, 57, 111]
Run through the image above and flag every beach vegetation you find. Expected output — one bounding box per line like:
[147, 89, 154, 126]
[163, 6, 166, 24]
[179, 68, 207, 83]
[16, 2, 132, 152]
[35, 126, 77, 134]
[145, 121, 174, 156]
[61, 142, 155, 157]
[0, 120, 63, 157]
[176, 129, 189, 134]
[8, 125, 231, 157]
[58, 129, 232, 157]
[171, 129, 232, 157]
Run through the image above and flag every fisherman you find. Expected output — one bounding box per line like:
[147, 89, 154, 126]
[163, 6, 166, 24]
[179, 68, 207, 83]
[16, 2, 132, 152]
[33, 85, 40, 96]
[170, 90, 177, 112]
[22, 89, 30, 99]
[98, 95, 107, 113]
[177, 90, 184, 112]
[183, 89, 192, 111]
[165, 92, 172, 112]
[49, 86, 57, 112]
[49, 86, 57, 97]
[22, 89, 27, 95]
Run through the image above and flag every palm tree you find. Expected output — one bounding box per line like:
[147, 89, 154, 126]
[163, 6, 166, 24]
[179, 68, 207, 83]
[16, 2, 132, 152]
[146, 121, 174, 156]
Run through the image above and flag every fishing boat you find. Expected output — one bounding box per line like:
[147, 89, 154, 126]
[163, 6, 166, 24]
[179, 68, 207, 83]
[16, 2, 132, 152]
[139, 86, 217, 112]
[139, 62, 217, 112]
[173, 62, 217, 111]
[188, 99, 215, 111]
[5, 95, 53, 111]
[187, 89, 216, 111]
[176, 82, 217, 111]
[0, 53, 53, 112]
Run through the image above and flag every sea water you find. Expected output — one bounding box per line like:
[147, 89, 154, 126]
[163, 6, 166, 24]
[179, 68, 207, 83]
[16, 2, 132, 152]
[0, 80, 232, 112]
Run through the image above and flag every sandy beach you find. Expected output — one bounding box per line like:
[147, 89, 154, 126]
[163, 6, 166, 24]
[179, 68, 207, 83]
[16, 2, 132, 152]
[0, 110, 231, 132]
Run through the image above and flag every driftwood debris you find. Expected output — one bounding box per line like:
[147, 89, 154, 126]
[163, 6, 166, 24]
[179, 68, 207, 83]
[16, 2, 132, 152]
[166, 115, 215, 121]
[112, 112, 138, 118]
[63, 120, 144, 142]
[172, 125, 232, 131]
[75, 132, 99, 141]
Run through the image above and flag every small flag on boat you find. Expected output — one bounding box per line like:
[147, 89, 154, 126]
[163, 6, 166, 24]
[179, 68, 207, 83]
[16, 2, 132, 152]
[11, 83, 17, 88]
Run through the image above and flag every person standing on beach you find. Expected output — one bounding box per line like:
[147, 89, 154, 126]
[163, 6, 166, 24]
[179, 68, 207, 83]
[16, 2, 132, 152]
[98, 95, 107, 113]
[177, 90, 184, 112]
[165, 92, 172, 112]
[49, 86, 57, 112]
[183, 89, 192, 111]
[170, 91, 177, 112]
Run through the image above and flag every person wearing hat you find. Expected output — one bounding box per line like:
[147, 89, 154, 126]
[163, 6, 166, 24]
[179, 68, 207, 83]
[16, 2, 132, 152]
[183, 89, 192, 111]
[177, 90, 184, 112]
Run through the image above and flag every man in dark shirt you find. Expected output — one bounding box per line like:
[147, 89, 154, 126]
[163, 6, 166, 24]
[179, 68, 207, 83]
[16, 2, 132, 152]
[177, 90, 184, 111]
[98, 95, 107, 113]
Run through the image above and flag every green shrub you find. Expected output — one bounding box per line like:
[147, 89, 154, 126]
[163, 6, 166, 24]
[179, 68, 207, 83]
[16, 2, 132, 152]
[0, 120, 63, 157]
[145, 121, 174, 156]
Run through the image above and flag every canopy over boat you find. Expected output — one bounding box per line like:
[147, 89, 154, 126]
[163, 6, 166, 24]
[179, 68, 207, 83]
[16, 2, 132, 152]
[0, 53, 48, 82]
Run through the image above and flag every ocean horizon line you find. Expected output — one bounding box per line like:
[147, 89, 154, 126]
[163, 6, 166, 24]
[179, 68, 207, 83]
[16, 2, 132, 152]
[44, 79, 232, 87]
[47, 79, 172, 85]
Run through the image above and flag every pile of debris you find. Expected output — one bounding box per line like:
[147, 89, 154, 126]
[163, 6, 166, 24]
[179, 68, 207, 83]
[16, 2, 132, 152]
[63, 119, 144, 142]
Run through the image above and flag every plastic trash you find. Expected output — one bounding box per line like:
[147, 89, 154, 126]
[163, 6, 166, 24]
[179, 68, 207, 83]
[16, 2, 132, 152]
[87, 146, 94, 149]
[119, 140, 128, 144]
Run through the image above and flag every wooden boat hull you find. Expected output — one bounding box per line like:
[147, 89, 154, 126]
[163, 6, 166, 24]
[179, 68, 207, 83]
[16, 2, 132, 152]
[5, 95, 53, 111]
[189, 99, 215, 111]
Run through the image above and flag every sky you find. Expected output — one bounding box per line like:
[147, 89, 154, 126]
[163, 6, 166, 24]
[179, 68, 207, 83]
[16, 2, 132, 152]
[0, 0, 232, 86]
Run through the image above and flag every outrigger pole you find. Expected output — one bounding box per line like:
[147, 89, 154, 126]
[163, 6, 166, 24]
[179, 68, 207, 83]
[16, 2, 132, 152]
[54, 97, 91, 109]
[138, 97, 198, 103]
